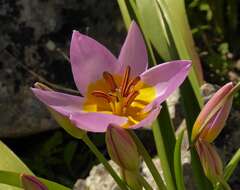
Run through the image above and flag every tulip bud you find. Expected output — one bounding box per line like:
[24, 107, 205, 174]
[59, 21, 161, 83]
[34, 82, 86, 139]
[191, 82, 240, 143]
[21, 174, 48, 190]
[195, 140, 223, 184]
[106, 125, 140, 171]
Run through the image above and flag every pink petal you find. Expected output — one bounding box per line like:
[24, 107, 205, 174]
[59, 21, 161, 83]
[199, 97, 233, 142]
[70, 112, 128, 132]
[70, 31, 117, 95]
[195, 82, 234, 126]
[31, 88, 84, 117]
[118, 21, 148, 76]
[141, 60, 191, 111]
[129, 106, 161, 129]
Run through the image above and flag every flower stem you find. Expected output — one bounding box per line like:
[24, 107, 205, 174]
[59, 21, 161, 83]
[129, 131, 166, 190]
[82, 134, 128, 190]
[152, 121, 176, 190]
[137, 174, 153, 190]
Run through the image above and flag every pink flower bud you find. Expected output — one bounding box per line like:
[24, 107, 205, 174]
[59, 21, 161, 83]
[21, 174, 48, 190]
[191, 82, 238, 143]
[195, 140, 223, 183]
[106, 125, 140, 171]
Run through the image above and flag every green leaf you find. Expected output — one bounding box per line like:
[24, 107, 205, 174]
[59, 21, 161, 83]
[156, 0, 204, 85]
[0, 183, 22, 190]
[136, 0, 176, 60]
[0, 170, 71, 190]
[156, 103, 176, 180]
[224, 148, 240, 181]
[117, 0, 132, 28]
[174, 130, 185, 190]
[155, 0, 204, 107]
[0, 140, 33, 190]
[0, 141, 33, 174]
[152, 119, 176, 190]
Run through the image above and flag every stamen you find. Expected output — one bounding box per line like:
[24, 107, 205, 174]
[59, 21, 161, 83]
[120, 66, 131, 97]
[91, 90, 112, 103]
[103, 71, 117, 91]
[124, 91, 139, 108]
[125, 76, 140, 95]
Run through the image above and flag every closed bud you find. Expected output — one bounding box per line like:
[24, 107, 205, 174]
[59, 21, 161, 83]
[34, 82, 86, 139]
[192, 82, 240, 143]
[195, 140, 223, 184]
[21, 174, 48, 190]
[106, 125, 140, 171]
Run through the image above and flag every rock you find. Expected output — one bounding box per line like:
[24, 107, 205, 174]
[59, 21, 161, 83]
[0, 0, 124, 137]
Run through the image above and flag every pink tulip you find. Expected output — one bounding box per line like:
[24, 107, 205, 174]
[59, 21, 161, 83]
[21, 174, 48, 190]
[191, 82, 239, 143]
[32, 21, 191, 132]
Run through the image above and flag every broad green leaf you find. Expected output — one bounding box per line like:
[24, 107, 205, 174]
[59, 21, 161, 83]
[0, 140, 33, 190]
[136, 0, 176, 60]
[0, 171, 71, 190]
[156, 0, 204, 85]
[0, 184, 22, 190]
[156, 0, 203, 107]
[0, 141, 32, 174]
[174, 130, 185, 190]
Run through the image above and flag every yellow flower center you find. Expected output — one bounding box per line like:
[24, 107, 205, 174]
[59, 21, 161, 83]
[83, 66, 156, 127]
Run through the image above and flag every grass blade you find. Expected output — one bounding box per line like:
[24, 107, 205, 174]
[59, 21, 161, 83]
[174, 130, 186, 190]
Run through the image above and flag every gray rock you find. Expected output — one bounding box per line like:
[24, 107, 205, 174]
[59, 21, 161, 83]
[0, 0, 124, 137]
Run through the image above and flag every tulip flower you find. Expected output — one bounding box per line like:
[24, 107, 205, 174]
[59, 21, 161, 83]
[191, 82, 240, 143]
[21, 174, 48, 190]
[31, 21, 191, 132]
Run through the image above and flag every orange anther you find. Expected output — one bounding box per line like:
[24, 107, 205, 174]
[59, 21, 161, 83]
[103, 71, 117, 92]
[120, 66, 131, 97]
[125, 76, 140, 95]
[92, 90, 112, 103]
[124, 91, 139, 107]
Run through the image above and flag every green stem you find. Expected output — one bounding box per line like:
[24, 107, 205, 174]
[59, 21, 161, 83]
[82, 135, 128, 190]
[137, 174, 153, 190]
[129, 131, 166, 190]
[152, 121, 176, 190]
